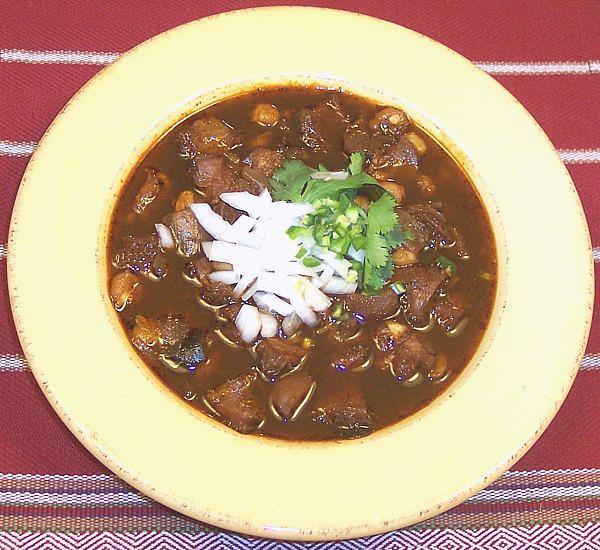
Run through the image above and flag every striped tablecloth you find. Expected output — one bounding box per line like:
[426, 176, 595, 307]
[1, 1, 599, 548]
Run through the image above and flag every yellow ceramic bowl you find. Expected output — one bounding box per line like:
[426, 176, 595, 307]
[8, 7, 594, 541]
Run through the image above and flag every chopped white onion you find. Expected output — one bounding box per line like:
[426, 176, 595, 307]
[241, 280, 258, 301]
[259, 312, 278, 338]
[189, 202, 231, 239]
[256, 273, 295, 299]
[302, 281, 331, 312]
[231, 214, 257, 233]
[289, 288, 318, 327]
[318, 265, 334, 287]
[208, 271, 240, 285]
[155, 223, 175, 250]
[347, 245, 365, 263]
[282, 312, 302, 336]
[253, 292, 294, 317]
[220, 191, 271, 218]
[235, 305, 261, 343]
[322, 277, 358, 294]
[201, 241, 213, 257]
[233, 274, 256, 298]
[313, 248, 351, 279]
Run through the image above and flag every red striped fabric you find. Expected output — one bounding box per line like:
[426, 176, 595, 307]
[1, 1, 599, 547]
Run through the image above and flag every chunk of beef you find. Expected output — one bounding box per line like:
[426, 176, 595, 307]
[130, 313, 191, 354]
[163, 208, 207, 257]
[184, 257, 212, 281]
[201, 281, 234, 306]
[368, 107, 411, 136]
[271, 370, 316, 421]
[109, 271, 140, 311]
[244, 148, 284, 178]
[161, 328, 206, 373]
[311, 384, 373, 435]
[295, 99, 348, 150]
[181, 115, 242, 156]
[190, 155, 235, 203]
[343, 127, 393, 157]
[132, 168, 168, 214]
[216, 321, 245, 346]
[373, 321, 410, 353]
[251, 103, 280, 127]
[205, 373, 266, 434]
[399, 203, 455, 253]
[432, 293, 467, 333]
[396, 266, 447, 327]
[330, 342, 372, 372]
[369, 137, 419, 169]
[328, 315, 361, 342]
[255, 338, 306, 382]
[213, 200, 241, 224]
[344, 287, 399, 321]
[114, 233, 167, 279]
[389, 332, 436, 380]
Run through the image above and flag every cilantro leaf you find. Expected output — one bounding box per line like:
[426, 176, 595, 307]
[270, 159, 314, 202]
[302, 171, 377, 203]
[364, 233, 388, 268]
[383, 225, 405, 249]
[366, 193, 398, 234]
[436, 254, 457, 273]
[348, 152, 365, 175]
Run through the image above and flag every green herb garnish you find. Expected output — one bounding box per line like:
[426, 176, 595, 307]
[436, 254, 457, 273]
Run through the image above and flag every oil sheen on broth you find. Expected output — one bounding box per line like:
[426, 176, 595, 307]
[107, 86, 497, 441]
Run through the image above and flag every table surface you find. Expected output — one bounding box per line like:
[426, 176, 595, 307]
[1, 1, 599, 548]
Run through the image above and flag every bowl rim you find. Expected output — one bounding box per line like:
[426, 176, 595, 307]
[7, 6, 594, 541]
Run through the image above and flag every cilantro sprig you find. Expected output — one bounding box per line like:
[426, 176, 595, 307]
[271, 152, 407, 292]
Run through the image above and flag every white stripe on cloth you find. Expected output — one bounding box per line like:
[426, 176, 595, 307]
[0, 140, 36, 156]
[2, 49, 600, 76]
[0, 355, 28, 372]
[475, 60, 600, 75]
[0, 49, 119, 65]
[468, 484, 600, 503]
[0, 491, 150, 506]
[3, 140, 600, 165]
[558, 148, 600, 163]
[593, 247, 600, 263]
[0, 244, 5, 260]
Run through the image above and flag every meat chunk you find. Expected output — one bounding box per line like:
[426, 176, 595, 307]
[132, 168, 168, 214]
[181, 115, 242, 156]
[163, 208, 207, 257]
[296, 99, 348, 150]
[271, 370, 316, 421]
[161, 328, 206, 373]
[343, 127, 393, 156]
[432, 294, 467, 333]
[369, 137, 419, 170]
[399, 203, 455, 253]
[114, 233, 167, 279]
[344, 287, 399, 321]
[190, 155, 234, 203]
[396, 266, 447, 326]
[244, 148, 284, 178]
[109, 271, 140, 311]
[131, 313, 194, 358]
[368, 107, 410, 136]
[311, 385, 373, 436]
[330, 342, 372, 372]
[373, 323, 435, 380]
[255, 338, 306, 382]
[205, 373, 266, 434]
[389, 332, 436, 380]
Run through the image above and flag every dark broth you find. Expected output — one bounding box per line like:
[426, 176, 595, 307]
[107, 86, 497, 440]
